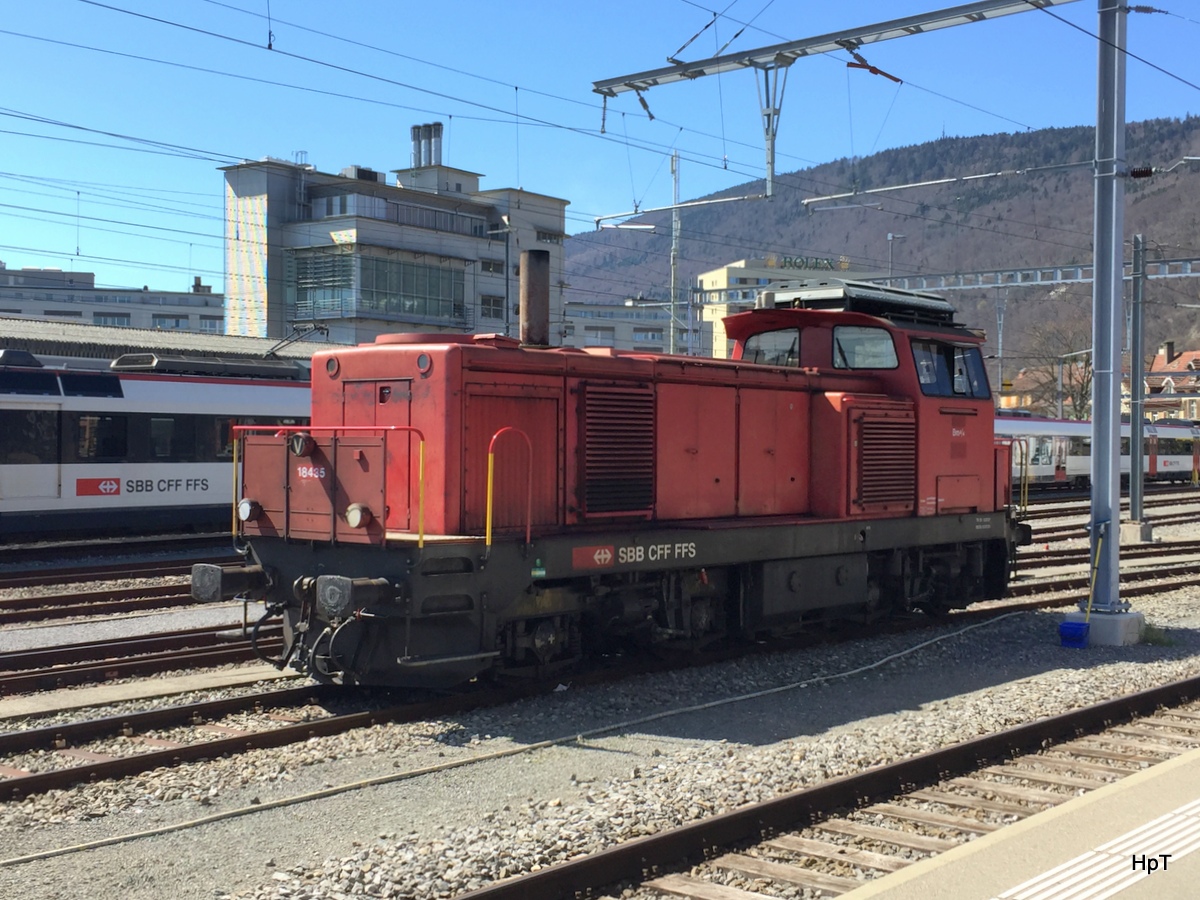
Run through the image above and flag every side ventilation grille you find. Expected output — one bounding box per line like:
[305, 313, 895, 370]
[580, 383, 655, 517]
[856, 412, 916, 510]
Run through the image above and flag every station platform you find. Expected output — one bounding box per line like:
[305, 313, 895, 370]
[843, 746, 1200, 900]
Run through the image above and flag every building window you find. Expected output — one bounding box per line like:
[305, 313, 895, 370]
[359, 255, 465, 322]
[286, 248, 467, 324]
[198, 316, 224, 333]
[536, 230, 563, 245]
[44, 310, 83, 317]
[152, 315, 189, 330]
[481, 260, 505, 275]
[584, 326, 616, 346]
[480, 295, 504, 320]
[93, 313, 131, 327]
[633, 328, 664, 343]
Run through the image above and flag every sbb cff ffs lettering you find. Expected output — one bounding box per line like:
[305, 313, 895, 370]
[124, 478, 210, 493]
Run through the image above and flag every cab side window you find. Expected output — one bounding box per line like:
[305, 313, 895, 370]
[911, 340, 991, 399]
[831, 326, 898, 369]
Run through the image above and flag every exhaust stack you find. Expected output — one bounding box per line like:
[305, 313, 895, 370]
[519, 249, 550, 348]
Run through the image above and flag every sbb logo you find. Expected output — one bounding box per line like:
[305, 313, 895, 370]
[76, 478, 121, 496]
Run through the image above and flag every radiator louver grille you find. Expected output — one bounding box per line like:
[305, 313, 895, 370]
[857, 415, 916, 507]
[581, 384, 655, 515]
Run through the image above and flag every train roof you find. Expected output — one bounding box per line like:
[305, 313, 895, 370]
[757, 278, 958, 327]
[995, 415, 1200, 436]
[0, 315, 319, 365]
[110, 352, 309, 380]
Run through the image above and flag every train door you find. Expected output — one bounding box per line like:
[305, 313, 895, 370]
[340, 379, 412, 532]
[1148, 430, 1159, 479]
[1053, 435, 1068, 483]
[0, 401, 62, 503]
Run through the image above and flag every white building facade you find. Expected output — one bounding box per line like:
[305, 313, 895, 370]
[0, 265, 224, 334]
[224, 124, 569, 343]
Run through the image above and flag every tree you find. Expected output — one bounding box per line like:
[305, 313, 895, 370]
[1015, 298, 1093, 418]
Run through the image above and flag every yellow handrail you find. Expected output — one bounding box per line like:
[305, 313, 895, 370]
[1085, 532, 1104, 624]
[485, 426, 534, 548]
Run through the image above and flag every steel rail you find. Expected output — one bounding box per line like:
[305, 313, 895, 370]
[0, 555, 238, 590]
[0, 638, 283, 695]
[0, 684, 332, 755]
[0, 534, 230, 565]
[0, 624, 281, 672]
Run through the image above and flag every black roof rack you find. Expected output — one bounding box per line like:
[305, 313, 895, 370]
[110, 353, 308, 380]
[759, 277, 958, 327]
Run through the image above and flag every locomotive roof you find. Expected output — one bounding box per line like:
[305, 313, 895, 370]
[759, 278, 957, 327]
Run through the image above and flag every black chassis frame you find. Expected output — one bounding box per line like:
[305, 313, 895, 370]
[239, 509, 1020, 687]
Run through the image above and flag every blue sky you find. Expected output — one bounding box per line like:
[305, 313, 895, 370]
[1, 0, 1198, 295]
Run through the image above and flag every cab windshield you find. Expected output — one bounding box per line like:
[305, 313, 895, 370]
[742, 328, 799, 367]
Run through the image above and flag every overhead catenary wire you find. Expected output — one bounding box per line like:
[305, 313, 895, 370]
[2, 0, 1190, 303]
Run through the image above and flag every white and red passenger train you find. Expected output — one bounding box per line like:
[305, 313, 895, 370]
[996, 415, 1200, 490]
[0, 350, 309, 537]
[193, 266, 1031, 689]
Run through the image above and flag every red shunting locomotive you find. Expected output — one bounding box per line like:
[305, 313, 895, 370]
[193, 262, 1030, 688]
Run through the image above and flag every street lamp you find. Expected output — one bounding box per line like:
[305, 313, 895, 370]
[1057, 348, 1093, 419]
[887, 232, 905, 278]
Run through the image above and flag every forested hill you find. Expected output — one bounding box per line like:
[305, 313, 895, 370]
[563, 115, 1200, 362]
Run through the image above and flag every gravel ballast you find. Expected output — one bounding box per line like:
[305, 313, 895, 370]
[2, 559, 1200, 898]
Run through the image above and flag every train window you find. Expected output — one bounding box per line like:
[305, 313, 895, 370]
[74, 414, 128, 460]
[0, 409, 58, 464]
[60, 372, 123, 398]
[207, 416, 307, 460]
[150, 418, 175, 459]
[1031, 437, 1052, 466]
[832, 326, 898, 370]
[742, 329, 799, 367]
[0, 370, 60, 396]
[910, 341, 991, 399]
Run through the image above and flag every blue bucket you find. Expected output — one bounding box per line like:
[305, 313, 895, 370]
[1059, 621, 1090, 648]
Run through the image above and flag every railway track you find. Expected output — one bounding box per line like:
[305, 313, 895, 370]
[1033, 509, 1200, 543]
[0, 624, 283, 695]
[0, 526, 1195, 806]
[0, 583, 210, 627]
[1020, 490, 1199, 522]
[0, 554, 239, 592]
[2, 564, 1196, 805]
[0, 533, 232, 568]
[454, 675, 1200, 900]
